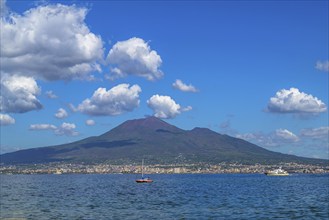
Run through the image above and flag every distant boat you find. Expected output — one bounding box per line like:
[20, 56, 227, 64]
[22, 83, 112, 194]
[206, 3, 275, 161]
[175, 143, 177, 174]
[54, 169, 63, 175]
[265, 167, 289, 176]
[136, 159, 153, 183]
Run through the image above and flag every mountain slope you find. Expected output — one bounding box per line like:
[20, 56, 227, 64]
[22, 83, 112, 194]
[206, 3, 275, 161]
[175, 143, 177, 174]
[0, 117, 326, 165]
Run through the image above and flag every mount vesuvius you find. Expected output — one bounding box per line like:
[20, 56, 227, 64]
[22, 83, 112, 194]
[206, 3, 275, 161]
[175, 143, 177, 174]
[0, 117, 325, 165]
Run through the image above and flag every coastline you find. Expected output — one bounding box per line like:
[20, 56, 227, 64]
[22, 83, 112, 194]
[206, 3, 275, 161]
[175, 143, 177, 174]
[1, 162, 328, 175]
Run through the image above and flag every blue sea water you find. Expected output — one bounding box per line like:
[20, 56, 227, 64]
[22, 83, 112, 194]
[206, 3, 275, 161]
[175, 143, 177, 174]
[0, 174, 328, 219]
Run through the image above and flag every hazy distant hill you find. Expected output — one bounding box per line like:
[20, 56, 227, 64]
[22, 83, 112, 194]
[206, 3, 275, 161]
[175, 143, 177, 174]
[0, 117, 326, 165]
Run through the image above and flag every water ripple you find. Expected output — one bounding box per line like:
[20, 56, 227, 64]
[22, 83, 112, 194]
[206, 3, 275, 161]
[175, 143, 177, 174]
[1, 174, 328, 219]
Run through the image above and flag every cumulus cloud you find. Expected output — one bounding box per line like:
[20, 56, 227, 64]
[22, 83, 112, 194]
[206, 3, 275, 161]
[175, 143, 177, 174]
[0, 113, 15, 126]
[147, 94, 191, 119]
[0, 74, 42, 113]
[237, 128, 299, 148]
[315, 60, 329, 72]
[107, 37, 163, 81]
[77, 84, 142, 116]
[55, 122, 79, 136]
[0, 3, 105, 117]
[85, 119, 96, 126]
[172, 79, 198, 92]
[301, 127, 329, 139]
[55, 108, 68, 119]
[267, 88, 327, 114]
[1, 3, 104, 81]
[29, 122, 78, 136]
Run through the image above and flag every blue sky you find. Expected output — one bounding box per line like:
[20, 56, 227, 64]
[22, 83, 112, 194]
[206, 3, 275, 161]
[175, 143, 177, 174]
[1, 0, 328, 159]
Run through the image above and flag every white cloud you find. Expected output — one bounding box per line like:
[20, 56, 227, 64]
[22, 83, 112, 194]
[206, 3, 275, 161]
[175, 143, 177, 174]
[107, 37, 163, 81]
[1, 0, 8, 17]
[237, 128, 328, 159]
[172, 79, 198, 92]
[147, 94, 191, 119]
[301, 127, 329, 139]
[0, 3, 104, 116]
[55, 108, 68, 119]
[29, 122, 78, 136]
[181, 106, 193, 112]
[0, 113, 15, 126]
[315, 60, 329, 72]
[85, 119, 96, 126]
[30, 124, 57, 130]
[237, 132, 274, 147]
[0, 74, 42, 113]
[274, 129, 299, 143]
[267, 87, 327, 114]
[237, 128, 299, 148]
[55, 122, 79, 136]
[45, 90, 58, 99]
[1, 3, 104, 81]
[77, 84, 142, 116]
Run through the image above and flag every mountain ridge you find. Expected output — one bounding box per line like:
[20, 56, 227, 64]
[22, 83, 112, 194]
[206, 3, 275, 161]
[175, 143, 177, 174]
[1, 116, 327, 165]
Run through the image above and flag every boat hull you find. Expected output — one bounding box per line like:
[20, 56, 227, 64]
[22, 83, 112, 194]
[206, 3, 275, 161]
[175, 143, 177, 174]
[136, 179, 153, 183]
[265, 172, 289, 176]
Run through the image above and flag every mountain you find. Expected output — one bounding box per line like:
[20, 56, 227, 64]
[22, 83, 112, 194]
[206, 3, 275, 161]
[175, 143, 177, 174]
[0, 117, 326, 165]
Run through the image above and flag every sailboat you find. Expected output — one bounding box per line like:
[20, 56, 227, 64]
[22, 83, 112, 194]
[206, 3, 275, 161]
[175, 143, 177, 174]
[135, 159, 153, 183]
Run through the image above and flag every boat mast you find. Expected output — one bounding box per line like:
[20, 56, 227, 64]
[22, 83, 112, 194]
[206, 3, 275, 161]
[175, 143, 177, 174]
[142, 159, 144, 178]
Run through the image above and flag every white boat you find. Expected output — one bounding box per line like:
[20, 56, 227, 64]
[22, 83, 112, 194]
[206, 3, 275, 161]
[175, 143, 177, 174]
[265, 167, 289, 176]
[54, 169, 63, 174]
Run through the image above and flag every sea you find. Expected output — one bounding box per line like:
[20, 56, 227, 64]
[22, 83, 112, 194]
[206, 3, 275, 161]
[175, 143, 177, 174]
[0, 174, 328, 220]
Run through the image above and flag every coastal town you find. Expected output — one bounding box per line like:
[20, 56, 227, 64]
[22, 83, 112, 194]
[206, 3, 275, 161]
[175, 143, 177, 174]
[1, 162, 328, 175]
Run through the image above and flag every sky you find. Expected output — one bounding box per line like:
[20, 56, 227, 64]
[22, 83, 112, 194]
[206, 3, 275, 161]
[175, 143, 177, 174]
[0, 0, 328, 159]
